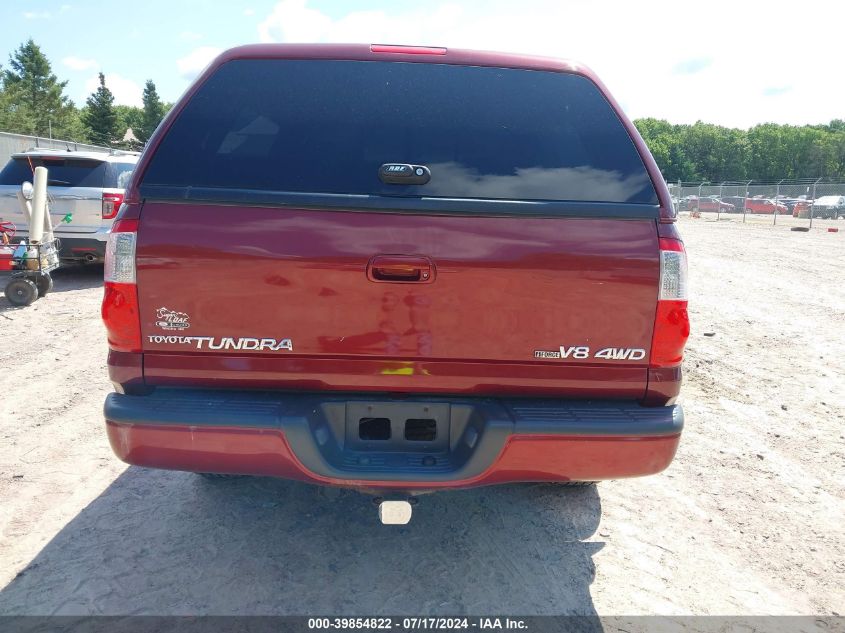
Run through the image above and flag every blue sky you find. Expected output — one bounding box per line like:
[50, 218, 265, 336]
[2, 0, 843, 129]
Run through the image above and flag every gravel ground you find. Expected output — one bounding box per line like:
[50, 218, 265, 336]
[0, 214, 843, 616]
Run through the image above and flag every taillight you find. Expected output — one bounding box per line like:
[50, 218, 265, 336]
[102, 192, 124, 220]
[650, 238, 689, 368]
[102, 218, 141, 352]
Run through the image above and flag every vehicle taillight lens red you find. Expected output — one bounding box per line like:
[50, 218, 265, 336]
[102, 218, 140, 352]
[650, 238, 689, 368]
[102, 282, 141, 352]
[650, 300, 690, 367]
[102, 192, 124, 220]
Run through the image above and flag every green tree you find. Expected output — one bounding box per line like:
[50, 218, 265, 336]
[635, 118, 696, 181]
[114, 105, 143, 135]
[635, 118, 845, 182]
[138, 79, 166, 143]
[82, 72, 119, 146]
[110, 104, 144, 149]
[0, 78, 35, 132]
[1, 39, 78, 138]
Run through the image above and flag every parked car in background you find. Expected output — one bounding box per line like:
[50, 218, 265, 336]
[811, 195, 845, 219]
[678, 196, 697, 211]
[774, 197, 805, 214]
[745, 197, 788, 214]
[0, 149, 139, 263]
[722, 196, 746, 211]
[693, 196, 735, 213]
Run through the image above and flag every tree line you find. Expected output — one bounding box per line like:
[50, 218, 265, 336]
[634, 118, 845, 183]
[0, 39, 169, 149]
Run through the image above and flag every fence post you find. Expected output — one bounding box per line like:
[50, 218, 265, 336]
[717, 182, 724, 220]
[698, 182, 709, 215]
[774, 179, 783, 225]
[744, 180, 751, 223]
[810, 178, 822, 229]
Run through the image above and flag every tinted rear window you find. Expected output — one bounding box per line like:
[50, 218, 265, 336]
[0, 157, 107, 188]
[142, 60, 657, 205]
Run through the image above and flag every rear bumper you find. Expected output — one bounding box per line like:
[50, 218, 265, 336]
[57, 237, 106, 261]
[104, 389, 683, 490]
[13, 226, 109, 261]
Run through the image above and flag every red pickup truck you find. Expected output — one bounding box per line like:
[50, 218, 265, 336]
[101, 44, 688, 523]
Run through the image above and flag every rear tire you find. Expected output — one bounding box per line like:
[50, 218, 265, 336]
[559, 481, 597, 487]
[5, 278, 38, 306]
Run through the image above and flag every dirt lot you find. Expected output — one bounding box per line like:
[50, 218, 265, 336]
[0, 215, 843, 616]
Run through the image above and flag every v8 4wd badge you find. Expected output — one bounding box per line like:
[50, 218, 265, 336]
[534, 346, 646, 361]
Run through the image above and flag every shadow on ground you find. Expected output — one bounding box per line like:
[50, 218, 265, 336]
[0, 468, 603, 616]
[48, 264, 104, 293]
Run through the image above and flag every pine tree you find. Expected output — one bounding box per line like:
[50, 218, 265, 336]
[0, 80, 35, 133]
[82, 72, 119, 146]
[138, 79, 166, 143]
[2, 39, 76, 137]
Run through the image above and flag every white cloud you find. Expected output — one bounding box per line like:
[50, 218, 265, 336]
[23, 10, 51, 19]
[244, 8, 255, 16]
[63, 56, 98, 71]
[176, 46, 223, 80]
[255, 0, 845, 129]
[180, 31, 203, 42]
[83, 73, 143, 107]
[258, 0, 464, 45]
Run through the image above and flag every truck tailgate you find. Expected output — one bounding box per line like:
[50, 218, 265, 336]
[137, 203, 658, 397]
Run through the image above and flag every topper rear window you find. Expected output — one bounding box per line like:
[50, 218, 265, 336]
[140, 59, 658, 207]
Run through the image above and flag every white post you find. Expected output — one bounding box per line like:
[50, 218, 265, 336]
[30, 166, 48, 244]
[15, 192, 32, 225]
[42, 197, 54, 243]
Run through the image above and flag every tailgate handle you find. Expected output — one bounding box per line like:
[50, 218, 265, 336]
[367, 255, 434, 283]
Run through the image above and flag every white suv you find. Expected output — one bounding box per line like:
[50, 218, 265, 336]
[0, 148, 139, 263]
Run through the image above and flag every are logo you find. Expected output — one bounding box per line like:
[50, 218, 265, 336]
[156, 307, 190, 331]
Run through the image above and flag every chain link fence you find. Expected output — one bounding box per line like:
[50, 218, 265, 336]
[668, 179, 845, 228]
